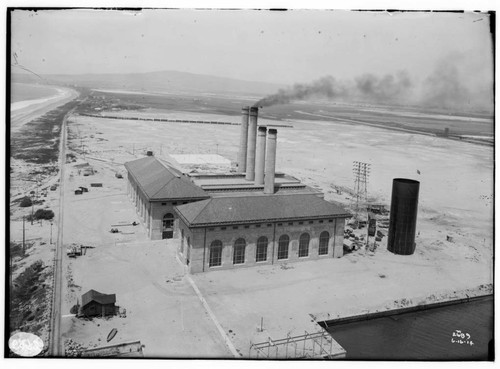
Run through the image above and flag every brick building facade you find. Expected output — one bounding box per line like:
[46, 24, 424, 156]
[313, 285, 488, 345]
[176, 197, 347, 274]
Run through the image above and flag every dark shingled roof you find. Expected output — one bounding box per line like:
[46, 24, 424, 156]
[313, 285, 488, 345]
[124, 156, 209, 201]
[175, 194, 351, 227]
[82, 289, 116, 308]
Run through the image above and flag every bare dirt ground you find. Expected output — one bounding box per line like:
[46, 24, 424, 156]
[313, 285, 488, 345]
[56, 107, 492, 358]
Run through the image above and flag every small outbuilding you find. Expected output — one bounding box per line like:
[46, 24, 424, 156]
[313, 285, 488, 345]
[80, 289, 117, 317]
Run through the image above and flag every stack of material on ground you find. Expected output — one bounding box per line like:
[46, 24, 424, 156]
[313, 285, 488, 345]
[82, 168, 94, 176]
[81, 341, 144, 358]
[343, 228, 364, 251]
[367, 204, 388, 215]
[376, 230, 385, 242]
[66, 244, 83, 257]
[65, 339, 87, 357]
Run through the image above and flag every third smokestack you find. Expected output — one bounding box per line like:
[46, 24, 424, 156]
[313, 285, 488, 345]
[237, 106, 250, 172]
[255, 126, 267, 185]
[264, 129, 277, 194]
[245, 106, 258, 181]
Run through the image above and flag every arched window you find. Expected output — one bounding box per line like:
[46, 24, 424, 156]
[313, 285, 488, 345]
[277, 235, 289, 260]
[163, 213, 174, 229]
[209, 240, 222, 267]
[162, 213, 174, 239]
[319, 231, 330, 255]
[233, 238, 246, 264]
[299, 233, 310, 257]
[256, 236, 268, 262]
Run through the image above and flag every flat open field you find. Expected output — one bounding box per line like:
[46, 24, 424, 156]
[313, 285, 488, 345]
[86, 89, 493, 138]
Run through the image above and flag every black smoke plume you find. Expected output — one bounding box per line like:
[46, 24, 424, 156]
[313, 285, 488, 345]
[254, 71, 414, 107]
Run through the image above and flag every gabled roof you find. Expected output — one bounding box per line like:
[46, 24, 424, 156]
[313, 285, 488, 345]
[82, 289, 116, 307]
[175, 194, 351, 227]
[124, 156, 209, 201]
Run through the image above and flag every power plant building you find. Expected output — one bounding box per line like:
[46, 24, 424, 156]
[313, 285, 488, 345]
[125, 106, 350, 273]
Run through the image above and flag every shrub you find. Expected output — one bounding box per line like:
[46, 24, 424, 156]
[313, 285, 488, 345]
[19, 196, 32, 208]
[33, 209, 54, 220]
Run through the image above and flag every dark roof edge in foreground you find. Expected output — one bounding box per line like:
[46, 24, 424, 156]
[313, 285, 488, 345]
[175, 212, 352, 228]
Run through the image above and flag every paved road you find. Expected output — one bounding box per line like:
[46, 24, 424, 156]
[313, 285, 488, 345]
[49, 106, 75, 357]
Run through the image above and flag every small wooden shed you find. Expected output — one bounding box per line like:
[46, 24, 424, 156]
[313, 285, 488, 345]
[80, 289, 117, 317]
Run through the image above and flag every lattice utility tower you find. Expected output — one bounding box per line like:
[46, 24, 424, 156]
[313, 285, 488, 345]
[352, 161, 370, 219]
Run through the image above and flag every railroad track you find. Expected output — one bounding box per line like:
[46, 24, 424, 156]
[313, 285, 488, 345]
[48, 106, 76, 357]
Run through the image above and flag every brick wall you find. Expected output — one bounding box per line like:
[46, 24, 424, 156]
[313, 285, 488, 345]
[178, 217, 347, 274]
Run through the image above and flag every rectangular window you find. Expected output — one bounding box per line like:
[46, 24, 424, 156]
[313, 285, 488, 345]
[288, 222, 293, 226]
[209, 243, 222, 267]
[309, 221, 314, 224]
[161, 202, 167, 206]
[319, 220, 324, 223]
[172, 202, 177, 205]
[299, 221, 303, 225]
[277, 223, 283, 226]
[183, 201, 188, 204]
[221, 227, 226, 230]
[244, 225, 250, 229]
[233, 226, 239, 230]
[255, 224, 261, 228]
[267, 224, 272, 227]
[328, 219, 334, 223]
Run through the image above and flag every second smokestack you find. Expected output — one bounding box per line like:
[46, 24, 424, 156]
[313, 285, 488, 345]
[245, 106, 258, 181]
[264, 129, 277, 194]
[255, 126, 267, 185]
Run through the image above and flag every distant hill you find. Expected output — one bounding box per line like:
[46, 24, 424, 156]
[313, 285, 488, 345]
[11, 70, 285, 96]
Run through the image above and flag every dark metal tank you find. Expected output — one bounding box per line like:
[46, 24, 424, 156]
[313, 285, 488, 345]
[387, 178, 420, 255]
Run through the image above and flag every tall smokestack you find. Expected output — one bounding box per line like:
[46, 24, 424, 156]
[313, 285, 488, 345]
[264, 129, 277, 194]
[255, 126, 267, 185]
[237, 106, 250, 172]
[245, 106, 258, 181]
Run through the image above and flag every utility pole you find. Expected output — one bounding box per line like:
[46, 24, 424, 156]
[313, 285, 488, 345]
[31, 194, 34, 225]
[22, 216, 26, 255]
[50, 221, 53, 244]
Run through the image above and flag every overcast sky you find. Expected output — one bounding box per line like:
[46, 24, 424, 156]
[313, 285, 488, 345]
[11, 9, 493, 86]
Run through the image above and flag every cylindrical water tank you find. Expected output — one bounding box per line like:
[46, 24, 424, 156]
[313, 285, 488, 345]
[387, 178, 420, 255]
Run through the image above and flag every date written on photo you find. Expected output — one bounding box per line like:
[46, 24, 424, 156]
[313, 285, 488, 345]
[451, 330, 474, 346]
